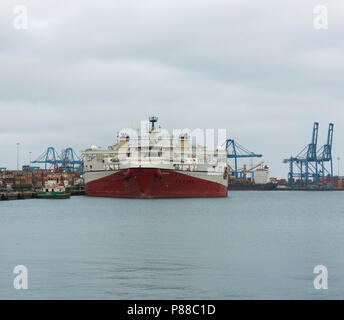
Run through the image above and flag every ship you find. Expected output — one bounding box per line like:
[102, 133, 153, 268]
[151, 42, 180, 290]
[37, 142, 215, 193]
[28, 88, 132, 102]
[228, 182, 277, 190]
[228, 165, 277, 190]
[37, 171, 71, 199]
[82, 117, 228, 198]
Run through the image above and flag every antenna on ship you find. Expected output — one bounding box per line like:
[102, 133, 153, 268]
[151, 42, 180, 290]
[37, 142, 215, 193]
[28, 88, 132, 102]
[149, 116, 158, 131]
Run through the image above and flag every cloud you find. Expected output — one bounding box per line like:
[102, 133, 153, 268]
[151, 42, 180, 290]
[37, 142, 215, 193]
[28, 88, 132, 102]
[0, 0, 343, 177]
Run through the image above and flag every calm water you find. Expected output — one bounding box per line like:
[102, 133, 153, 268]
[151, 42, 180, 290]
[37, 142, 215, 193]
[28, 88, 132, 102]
[1, 191, 344, 299]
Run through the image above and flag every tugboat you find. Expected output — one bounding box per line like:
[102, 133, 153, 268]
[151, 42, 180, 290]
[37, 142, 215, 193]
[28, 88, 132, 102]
[37, 170, 71, 199]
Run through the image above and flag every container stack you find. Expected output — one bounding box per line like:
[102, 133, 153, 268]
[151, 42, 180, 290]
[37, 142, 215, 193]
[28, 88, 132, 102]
[0, 169, 82, 190]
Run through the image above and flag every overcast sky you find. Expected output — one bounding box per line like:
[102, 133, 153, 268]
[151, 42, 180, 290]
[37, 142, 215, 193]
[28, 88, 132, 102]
[0, 0, 343, 177]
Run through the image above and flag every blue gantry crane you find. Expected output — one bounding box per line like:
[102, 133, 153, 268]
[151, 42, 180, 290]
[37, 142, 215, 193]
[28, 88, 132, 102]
[31, 147, 62, 170]
[60, 148, 83, 173]
[283, 122, 334, 189]
[283, 122, 319, 188]
[224, 139, 263, 179]
[32, 147, 83, 173]
[317, 123, 334, 188]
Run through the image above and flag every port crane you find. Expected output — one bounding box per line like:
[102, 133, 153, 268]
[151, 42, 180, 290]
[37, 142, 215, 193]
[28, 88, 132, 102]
[32, 147, 83, 173]
[283, 122, 319, 188]
[230, 161, 264, 181]
[224, 139, 262, 179]
[283, 122, 334, 189]
[32, 147, 62, 170]
[60, 148, 84, 173]
[317, 123, 334, 188]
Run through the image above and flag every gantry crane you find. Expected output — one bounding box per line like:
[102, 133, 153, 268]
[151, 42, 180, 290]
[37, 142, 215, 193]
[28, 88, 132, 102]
[31, 147, 62, 170]
[32, 147, 83, 173]
[60, 148, 84, 173]
[317, 123, 334, 188]
[283, 122, 334, 189]
[231, 161, 264, 181]
[224, 139, 262, 179]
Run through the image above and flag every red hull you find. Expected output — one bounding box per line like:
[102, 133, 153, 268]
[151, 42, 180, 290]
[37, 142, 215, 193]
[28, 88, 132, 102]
[85, 168, 227, 198]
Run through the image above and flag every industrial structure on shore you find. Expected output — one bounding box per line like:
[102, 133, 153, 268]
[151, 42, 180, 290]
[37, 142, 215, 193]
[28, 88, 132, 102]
[31, 147, 83, 173]
[225, 139, 262, 180]
[283, 122, 336, 189]
[0, 147, 84, 200]
[224, 139, 277, 190]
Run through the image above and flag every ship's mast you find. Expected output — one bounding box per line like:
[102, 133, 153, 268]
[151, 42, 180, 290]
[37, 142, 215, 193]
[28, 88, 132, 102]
[149, 116, 158, 132]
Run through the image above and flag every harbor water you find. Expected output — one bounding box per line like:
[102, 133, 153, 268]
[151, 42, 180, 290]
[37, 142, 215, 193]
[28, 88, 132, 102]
[1, 191, 344, 299]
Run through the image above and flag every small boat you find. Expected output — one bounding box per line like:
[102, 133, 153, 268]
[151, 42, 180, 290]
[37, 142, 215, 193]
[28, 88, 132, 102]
[37, 171, 71, 199]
